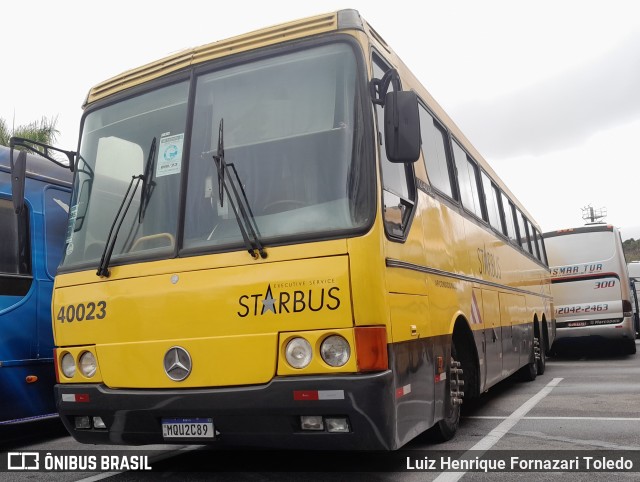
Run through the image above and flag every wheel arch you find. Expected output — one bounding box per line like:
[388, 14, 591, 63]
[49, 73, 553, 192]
[451, 315, 481, 400]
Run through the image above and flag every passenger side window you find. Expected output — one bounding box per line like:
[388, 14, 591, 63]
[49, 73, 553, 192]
[374, 56, 416, 239]
[452, 141, 482, 218]
[539, 234, 549, 266]
[515, 209, 533, 253]
[524, 219, 535, 255]
[481, 172, 502, 231]
[501, 194, 518, 244]
[418, 105, 453, 198]
[533, 227, 547, 264]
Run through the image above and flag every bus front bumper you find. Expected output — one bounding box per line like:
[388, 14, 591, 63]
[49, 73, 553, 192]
[55, 371, 397, 450]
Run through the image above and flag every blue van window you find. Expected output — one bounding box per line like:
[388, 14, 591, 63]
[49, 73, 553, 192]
[44, 188, 71, 278]
[0, 198, 20, 274]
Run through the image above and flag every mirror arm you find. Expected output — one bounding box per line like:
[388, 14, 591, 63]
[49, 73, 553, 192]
[9, 136, 77, 214]
[370, 68, 402, 106]
[9, 137, 76, 172]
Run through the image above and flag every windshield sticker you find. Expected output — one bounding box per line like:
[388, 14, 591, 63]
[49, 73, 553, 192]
[157, 133, 184, 177]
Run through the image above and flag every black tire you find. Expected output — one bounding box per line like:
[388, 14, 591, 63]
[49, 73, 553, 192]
[624, 339, 637, 355]
[519, 337, 538, 382]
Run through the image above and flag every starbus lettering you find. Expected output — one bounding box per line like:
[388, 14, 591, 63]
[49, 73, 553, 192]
[237, 284, 341, 317]
[477, 245, 501, 279]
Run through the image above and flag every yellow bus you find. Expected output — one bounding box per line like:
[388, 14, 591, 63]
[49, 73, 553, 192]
[52, 9, 553, 450]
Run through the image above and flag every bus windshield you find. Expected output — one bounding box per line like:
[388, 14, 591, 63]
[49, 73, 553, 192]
[61, 42, 370, 270]
[183, 42, 364, 252]
[545, 231, 615, 265]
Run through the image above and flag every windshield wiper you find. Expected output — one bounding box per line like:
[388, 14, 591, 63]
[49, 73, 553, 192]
[96, 137, 158, 277]
[212, 119, 267, 259]
[96, 174, 143, 277]
[139, 137, 157, 223]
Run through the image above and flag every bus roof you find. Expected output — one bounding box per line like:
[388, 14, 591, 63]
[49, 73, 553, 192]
[543, 224, 616, 239]
[0, 145, 72, 187]
[84, 10, 353, 106]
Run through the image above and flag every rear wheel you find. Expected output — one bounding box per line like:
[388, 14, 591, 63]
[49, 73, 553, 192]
[430, 347, 464, 442]
[536, 335, 546, 375]
[519, 336, 538, 382]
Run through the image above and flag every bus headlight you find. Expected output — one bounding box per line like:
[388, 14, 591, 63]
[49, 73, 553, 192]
[79, 351, 97, 378]
[285, 337, 312, 369]
[320, 335, 351, 367]
[61, 352, 76, 378]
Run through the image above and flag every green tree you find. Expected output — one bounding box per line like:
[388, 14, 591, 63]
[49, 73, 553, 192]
[0, 115, 59, 148]
[623, 238, 640, 262]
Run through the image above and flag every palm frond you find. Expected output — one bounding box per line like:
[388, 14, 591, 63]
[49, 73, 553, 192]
[0, 115, 59, 148]
[0, 118, 10, 146]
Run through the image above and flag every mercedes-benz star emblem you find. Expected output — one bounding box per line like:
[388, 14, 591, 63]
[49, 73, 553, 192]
[163, 346, 192, 381]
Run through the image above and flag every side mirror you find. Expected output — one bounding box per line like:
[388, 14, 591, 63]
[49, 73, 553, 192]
[384, 90, 420, 163]
[11, 150, 27, 214]
[9, 136, 76, 215]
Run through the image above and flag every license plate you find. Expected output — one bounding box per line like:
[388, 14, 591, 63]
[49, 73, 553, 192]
[162, 418, 214, 439]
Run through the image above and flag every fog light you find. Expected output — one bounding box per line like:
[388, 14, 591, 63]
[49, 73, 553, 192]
[300, 415, 324, 431]
[326, 417, 350, 433]
[93, 416, 106, 429]
[75, 416, 91, 429]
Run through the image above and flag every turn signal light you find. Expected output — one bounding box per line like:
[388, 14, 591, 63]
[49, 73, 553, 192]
[355, 326, 388, 372]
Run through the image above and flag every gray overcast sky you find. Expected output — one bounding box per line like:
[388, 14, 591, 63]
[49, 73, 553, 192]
[3, 0, 640, 236]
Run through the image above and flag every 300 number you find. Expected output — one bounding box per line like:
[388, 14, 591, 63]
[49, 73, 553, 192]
[595, 280, 615, 289]
[57, 301, 107, 323]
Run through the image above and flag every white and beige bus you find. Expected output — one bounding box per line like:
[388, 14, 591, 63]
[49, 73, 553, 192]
[544, 225, 636, 354]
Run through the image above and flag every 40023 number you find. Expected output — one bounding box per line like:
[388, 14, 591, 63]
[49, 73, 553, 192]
[56, 301, 107, 323]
